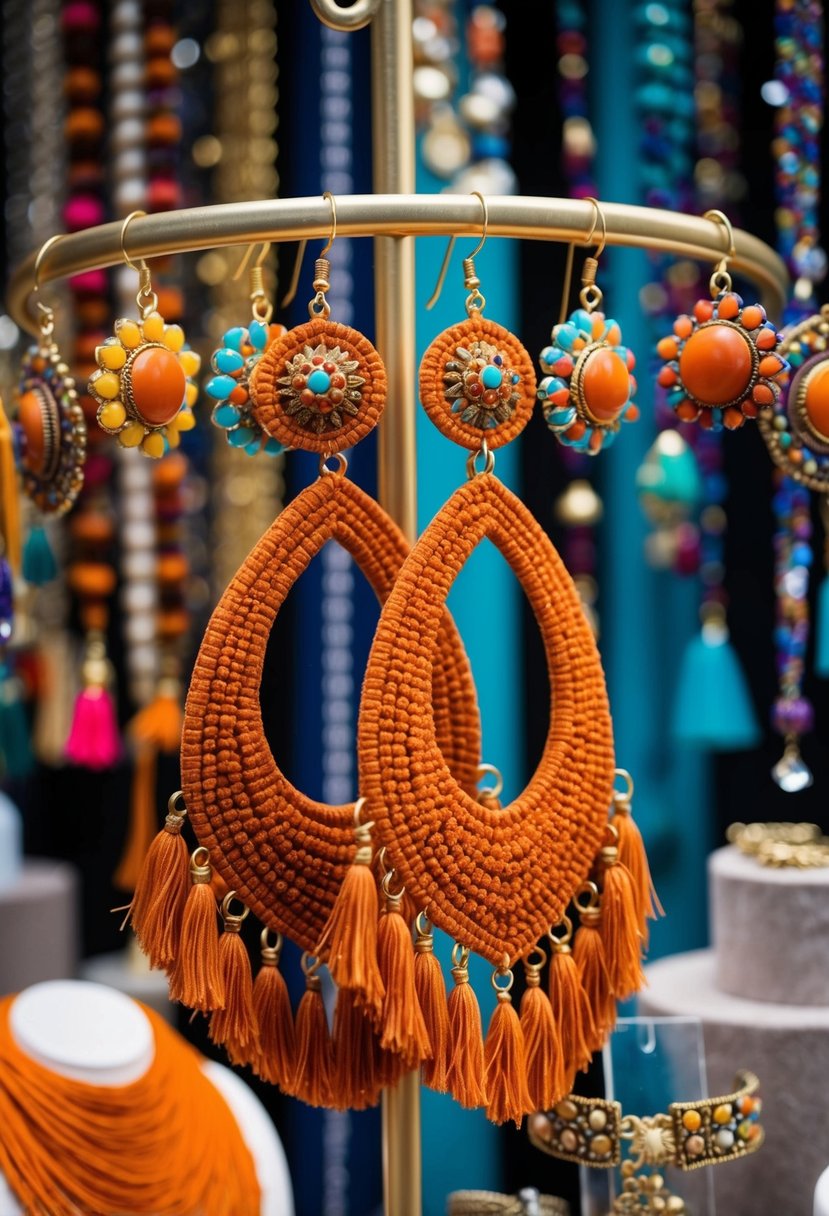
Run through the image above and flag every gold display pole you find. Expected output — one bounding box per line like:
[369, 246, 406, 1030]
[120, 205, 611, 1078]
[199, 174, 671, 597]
[312, 3, 421, 1213]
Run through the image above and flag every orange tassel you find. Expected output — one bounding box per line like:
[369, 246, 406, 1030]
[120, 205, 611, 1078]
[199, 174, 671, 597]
[446, 945, 487, 1109]
[209, 895, 258, 1066]
[0, 395, 21, 574]
[613, 774, 663, 942]
[114, 681, 184, 892]
[548, 920, 595, 1088]
[290, 955, 333, 1107]
[414, 915, 450, 1092]
[316, 801, 385, 1019]
[573, 904, 616, 1052]
[600, 829, 646, 1000]
[520, 949, 565, 1111]
[376, 891, 431, 1068]
[252, 930, 295, 1091]
[169, 848, 225, 1012]
[483, 969, 532, 1127]
[127, 791, 189, 972]
[331, 986, 380, 1111]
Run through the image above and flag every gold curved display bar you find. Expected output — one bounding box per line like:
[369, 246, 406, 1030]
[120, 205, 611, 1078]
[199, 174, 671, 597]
[7, 193, 788, 334]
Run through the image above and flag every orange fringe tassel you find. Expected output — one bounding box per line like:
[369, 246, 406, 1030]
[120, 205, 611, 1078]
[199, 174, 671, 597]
[414, 916, 450, 1092]
[209, 898, 258, 1066]
[252, 931, 295, 1091]
[600, 830, 646, 1000]
[520, 950, 564, 1111]
[317, 801, 385, 1018]
[573, 907, 616, 1051]
[128, 792, 189, 972]
[0, 395, 21, 574]
[169, 849, 225, 1012]
[331, 987, 380, 1111]
[613, 791, 663, 942]
[376, 894, 431, 1068]
[114, 685, 183, 892]
[446, 946, 487, 1109]
[548, 924, 595, 1088]
[291, 957, 333, 1107]
[483, 978, 532, 1127]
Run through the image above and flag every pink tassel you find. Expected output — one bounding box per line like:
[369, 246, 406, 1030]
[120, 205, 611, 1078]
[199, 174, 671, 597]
[65, 686, 121, 769]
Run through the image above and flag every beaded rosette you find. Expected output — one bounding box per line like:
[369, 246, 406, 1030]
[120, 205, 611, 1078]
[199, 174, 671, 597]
[657, 292, 788, 431]
[16, 338, 86, 515]
[88, 310, 199, 458]
[758, 306, 829, 491]
[206, 321, 287, 457]
[538, 309, 638, 454]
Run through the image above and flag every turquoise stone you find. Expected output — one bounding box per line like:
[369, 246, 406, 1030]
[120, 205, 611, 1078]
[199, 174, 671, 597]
[307, 368, 331, 394]
[264, 438, 284, 456]
[248, 320, 268, 350]
[481, 365, 503, 389]
[213, 348, 245, 374]
[206, 374, 237, 399]
[222, 327, 247, 352]
[213, 403, 241, 428]
[546, 406, 577, 429]
[570, 308, 594, 335]
[228, 426, 256, 448]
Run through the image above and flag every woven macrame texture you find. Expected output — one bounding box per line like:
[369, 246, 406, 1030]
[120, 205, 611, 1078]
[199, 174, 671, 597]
[181, 473, 481, 953]
[419, 314, 537, 449]
[359, 473, 615, 965]
[250, 317, 387, 454]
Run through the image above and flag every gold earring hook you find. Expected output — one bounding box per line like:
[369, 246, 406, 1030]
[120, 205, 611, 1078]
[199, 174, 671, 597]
[321, 191, 337, 256]
[280, 240, 308, 309]
[578, 196, 606, 313]
[32, 233, 65, 334]
[119, 210, 157, 318]
[426, 191, 488, 312]
[704, 208, 735, 296]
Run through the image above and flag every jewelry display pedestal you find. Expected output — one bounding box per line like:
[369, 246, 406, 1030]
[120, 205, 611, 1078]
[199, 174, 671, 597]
[814, 1164, 829, 1215]
[639, 948, 829, 1215]
[0, 860, 78, 994]
[0, 980, 294, 1216]
[80, 944, 175, 1021]
[710, 844, 829, 1005]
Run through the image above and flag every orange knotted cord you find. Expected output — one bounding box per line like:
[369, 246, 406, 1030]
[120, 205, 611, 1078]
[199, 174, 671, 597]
[0, 997, 261, 1216]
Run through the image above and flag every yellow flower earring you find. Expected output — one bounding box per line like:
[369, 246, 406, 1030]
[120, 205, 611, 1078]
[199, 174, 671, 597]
[88, 211, 200, 458]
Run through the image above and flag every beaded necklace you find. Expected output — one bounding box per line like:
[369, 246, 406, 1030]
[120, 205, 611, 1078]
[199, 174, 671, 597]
[768, 0, 825, 789]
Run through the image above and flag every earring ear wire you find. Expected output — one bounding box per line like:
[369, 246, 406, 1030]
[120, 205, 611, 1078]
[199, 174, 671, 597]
[426, 191, 488, 312]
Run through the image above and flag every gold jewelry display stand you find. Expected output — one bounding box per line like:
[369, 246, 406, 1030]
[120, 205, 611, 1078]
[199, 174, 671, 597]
[4, 2, 789, 1213]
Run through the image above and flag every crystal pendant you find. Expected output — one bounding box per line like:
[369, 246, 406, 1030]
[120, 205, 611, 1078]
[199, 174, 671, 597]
[771, 742, 814, 793]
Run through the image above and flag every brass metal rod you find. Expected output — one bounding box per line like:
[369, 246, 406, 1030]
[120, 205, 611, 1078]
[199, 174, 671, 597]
[7, 194, 788, 333]
[366, 2, 422, 1215]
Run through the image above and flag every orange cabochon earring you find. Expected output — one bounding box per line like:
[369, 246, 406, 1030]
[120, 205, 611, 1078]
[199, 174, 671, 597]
[88, 211, 200, 458]
[128, 197, 483, 1108]
[357, 204, 654, 1123]
[657, 209, 788, 431]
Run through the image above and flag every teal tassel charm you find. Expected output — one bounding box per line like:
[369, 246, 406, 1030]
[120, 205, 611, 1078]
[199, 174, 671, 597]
[0, 662, 33, 781]
[672, 621, 761, 751]
[816, 576, 829, 678]
[22, 526, 57, 586]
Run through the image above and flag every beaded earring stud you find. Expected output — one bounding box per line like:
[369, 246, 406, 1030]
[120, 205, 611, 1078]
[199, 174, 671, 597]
[657, 210, 789, 431]
[88, 211, 200, 458]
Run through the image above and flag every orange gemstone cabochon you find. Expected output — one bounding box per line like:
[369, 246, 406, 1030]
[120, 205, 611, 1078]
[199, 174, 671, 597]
[249, 317, 387, 454]
[678, 323, 754, 406]
[129, 346, 187, 426]
[17, 389, 47, 474]
[580, 347, 631, 422]
[419, 314, 536, 449]
[802, 361, 829, 442]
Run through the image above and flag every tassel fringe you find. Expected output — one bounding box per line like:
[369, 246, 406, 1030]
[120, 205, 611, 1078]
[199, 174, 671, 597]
[520, 950, 564, 1111]
[414, 916, 450, 1092]
[446, 946, 487, 1109]
[548, 922, 595, 1088]
[128, 792, 189, 971]
[573, 902, 616, 1051]
[252, 931, 296, 1091]
[376, 893, 431, 1068]
[599, 832, 646, 1000]
[483, 974, 531, 1127]
[209, 897, 258, 1066]
[169, 849, 224, 1012]
[290, 957, 333, 1107]
[331, 986, 380, 1110]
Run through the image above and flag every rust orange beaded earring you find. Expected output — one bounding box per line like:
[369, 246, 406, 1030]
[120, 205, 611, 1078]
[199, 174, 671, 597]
[657, 210, 789, 431]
